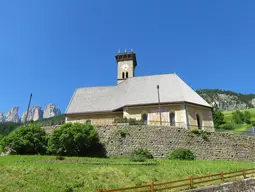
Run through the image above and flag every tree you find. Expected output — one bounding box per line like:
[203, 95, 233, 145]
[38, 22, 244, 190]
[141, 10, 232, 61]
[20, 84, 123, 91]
[243, 111, 251, 124]
[47, 123, 101, 157]
[232, 110, 244, 124]
[0, 124, 47, 154]
[232, 110, 251, 124]
[212, 110, 225, 128]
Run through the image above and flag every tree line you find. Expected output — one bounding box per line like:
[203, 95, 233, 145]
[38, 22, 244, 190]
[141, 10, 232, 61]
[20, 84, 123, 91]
[213, 109, 253, 130]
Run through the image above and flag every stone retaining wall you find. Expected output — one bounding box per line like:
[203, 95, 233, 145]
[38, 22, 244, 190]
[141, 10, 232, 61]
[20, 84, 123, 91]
[43, 125, 255, 161]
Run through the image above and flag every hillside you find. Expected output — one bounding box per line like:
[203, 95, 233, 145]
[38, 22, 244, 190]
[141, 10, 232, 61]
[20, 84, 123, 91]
[196, 89, 255, 111]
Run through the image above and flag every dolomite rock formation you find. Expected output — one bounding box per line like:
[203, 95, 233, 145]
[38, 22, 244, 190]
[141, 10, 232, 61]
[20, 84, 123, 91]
[20, 106, 43, 123]
[43, 104, 61, 119]
[1, 104, 61, 123]
[4, 107, 19, 123]
[251, 98, 255, 107]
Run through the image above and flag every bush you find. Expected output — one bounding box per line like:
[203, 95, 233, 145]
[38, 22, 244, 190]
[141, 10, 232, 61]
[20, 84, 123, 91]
[0, 124, 47, 155]
[47, 123, 101, 157]
[218, 123, 234, 130]
[129, 148, 153, 162]
[168, 148, 196, 160]
[188, 129, 200, 135]
[56, 156, 65, 160]
[252, 121, 255, 127]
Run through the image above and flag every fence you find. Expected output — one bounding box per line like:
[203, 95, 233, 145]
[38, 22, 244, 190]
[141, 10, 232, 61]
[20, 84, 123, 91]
[97, 168, 255, 192]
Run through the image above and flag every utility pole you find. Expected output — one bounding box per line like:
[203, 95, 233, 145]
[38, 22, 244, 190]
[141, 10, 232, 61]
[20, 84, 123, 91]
[157, 85, 162, 126]
[24, 93, 32, 124]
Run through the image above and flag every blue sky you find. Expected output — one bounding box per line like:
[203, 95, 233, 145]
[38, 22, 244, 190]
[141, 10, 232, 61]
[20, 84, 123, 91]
[0, 0, 254, 115]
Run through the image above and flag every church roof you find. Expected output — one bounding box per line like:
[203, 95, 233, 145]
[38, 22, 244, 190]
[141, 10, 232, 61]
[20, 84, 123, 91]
[65, 73, 211, 114]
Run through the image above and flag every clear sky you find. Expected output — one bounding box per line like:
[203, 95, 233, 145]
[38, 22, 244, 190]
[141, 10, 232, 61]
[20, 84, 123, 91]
[0, 0, 254, 115]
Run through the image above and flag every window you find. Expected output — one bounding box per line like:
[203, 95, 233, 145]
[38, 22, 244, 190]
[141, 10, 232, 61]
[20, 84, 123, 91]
[126, 72, 129, 78]
[169, 112, 175, 126]
[196, 114, 201, 129]
[86, 119, 91, 125]
[141, 113, 148, 125]
[122, 72, 125, 79]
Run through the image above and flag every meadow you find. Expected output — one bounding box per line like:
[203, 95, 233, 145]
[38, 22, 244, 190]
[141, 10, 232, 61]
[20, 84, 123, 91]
[222, 108, 255, 133]
[0, 155, 254, 192]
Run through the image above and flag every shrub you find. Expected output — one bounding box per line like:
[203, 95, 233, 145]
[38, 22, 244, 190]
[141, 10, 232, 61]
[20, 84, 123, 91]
[201, 132, 209, 141]
[118, 129, 129, 138]
[47, 123, 102, 157]
[188, 129, 200, 135]
[129, 148, 153, 162]
[218, 123, 234, 130]
[56, 156, 65, 160]
[0, 124, 47, 155]
[168, 148, 196, 160]
[252, 121, 255, 127]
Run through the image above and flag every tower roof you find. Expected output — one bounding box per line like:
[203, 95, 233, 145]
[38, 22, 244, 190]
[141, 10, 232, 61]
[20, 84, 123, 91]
[115, 51, 137, 67]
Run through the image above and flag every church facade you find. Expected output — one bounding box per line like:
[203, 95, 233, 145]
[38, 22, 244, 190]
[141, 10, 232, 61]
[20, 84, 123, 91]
[65, 51, 214, 131]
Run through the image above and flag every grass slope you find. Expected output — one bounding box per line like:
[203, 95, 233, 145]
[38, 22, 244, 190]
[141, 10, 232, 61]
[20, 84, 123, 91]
[222, 108, 255, 134]
[0, 156, 254, 192]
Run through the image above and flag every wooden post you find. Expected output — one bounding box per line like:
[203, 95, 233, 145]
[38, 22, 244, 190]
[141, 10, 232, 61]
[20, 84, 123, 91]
[242, 169, 246, 179]
[220, 172, 224, 181]
[189, 176, 193, 188]
[149, 181, 155, 192]
[98, 189, 102, 192]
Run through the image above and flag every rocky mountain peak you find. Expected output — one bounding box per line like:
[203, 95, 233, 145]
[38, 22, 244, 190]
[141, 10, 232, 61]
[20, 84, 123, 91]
[20, 106, 43, 123]
[4, 107, 19, 123]
[43, 104, 61, 119]
[0, 104, 61, 123]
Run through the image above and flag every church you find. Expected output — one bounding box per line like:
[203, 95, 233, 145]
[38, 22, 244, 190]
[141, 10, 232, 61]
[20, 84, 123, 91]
[65, 51, 214, 131]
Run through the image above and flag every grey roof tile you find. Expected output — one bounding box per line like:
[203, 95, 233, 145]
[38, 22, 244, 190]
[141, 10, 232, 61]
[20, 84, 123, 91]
[65, 73, 211, 114]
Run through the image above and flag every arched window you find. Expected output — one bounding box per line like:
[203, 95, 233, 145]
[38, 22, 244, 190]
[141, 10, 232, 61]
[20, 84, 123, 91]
[86, 119, 91, 125]
[122, 72, 125, 79]
[196, 114, 201, 129]
[169, 112, 175, 126]
[126, 72, 129, 78]
[141, 113, 148, 125]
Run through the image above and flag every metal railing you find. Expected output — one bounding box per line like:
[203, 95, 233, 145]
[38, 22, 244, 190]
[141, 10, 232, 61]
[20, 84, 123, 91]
[98, 168, 255, 192]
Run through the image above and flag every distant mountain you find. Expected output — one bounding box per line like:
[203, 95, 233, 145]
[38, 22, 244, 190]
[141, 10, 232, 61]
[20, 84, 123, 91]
[196, 89, 255, 111]
[0, 104, 61, 123]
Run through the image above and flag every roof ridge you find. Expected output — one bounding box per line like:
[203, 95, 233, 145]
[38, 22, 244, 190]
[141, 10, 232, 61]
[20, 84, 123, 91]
[65, 88, 78, 114]
[132, 73, 175, 79]
[174, 74, 186, 102]
[77, 85, 116, 89]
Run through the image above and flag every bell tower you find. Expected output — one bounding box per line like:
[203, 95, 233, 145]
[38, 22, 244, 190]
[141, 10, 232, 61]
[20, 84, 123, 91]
[115, 50, 137, 84]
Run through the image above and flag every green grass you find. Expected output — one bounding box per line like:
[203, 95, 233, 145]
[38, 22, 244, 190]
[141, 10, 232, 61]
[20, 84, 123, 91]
[0, 155, 254, 192]
[223, 108, 255, 123]
[221, 108, 255, 134]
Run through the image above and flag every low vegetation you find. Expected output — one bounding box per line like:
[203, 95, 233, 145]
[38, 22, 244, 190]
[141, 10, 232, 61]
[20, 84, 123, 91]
[0, 155, 254, 192]
[213, 108, 255, 134]
[129, 148, 153, 162]
[168, 148, 196, 160]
